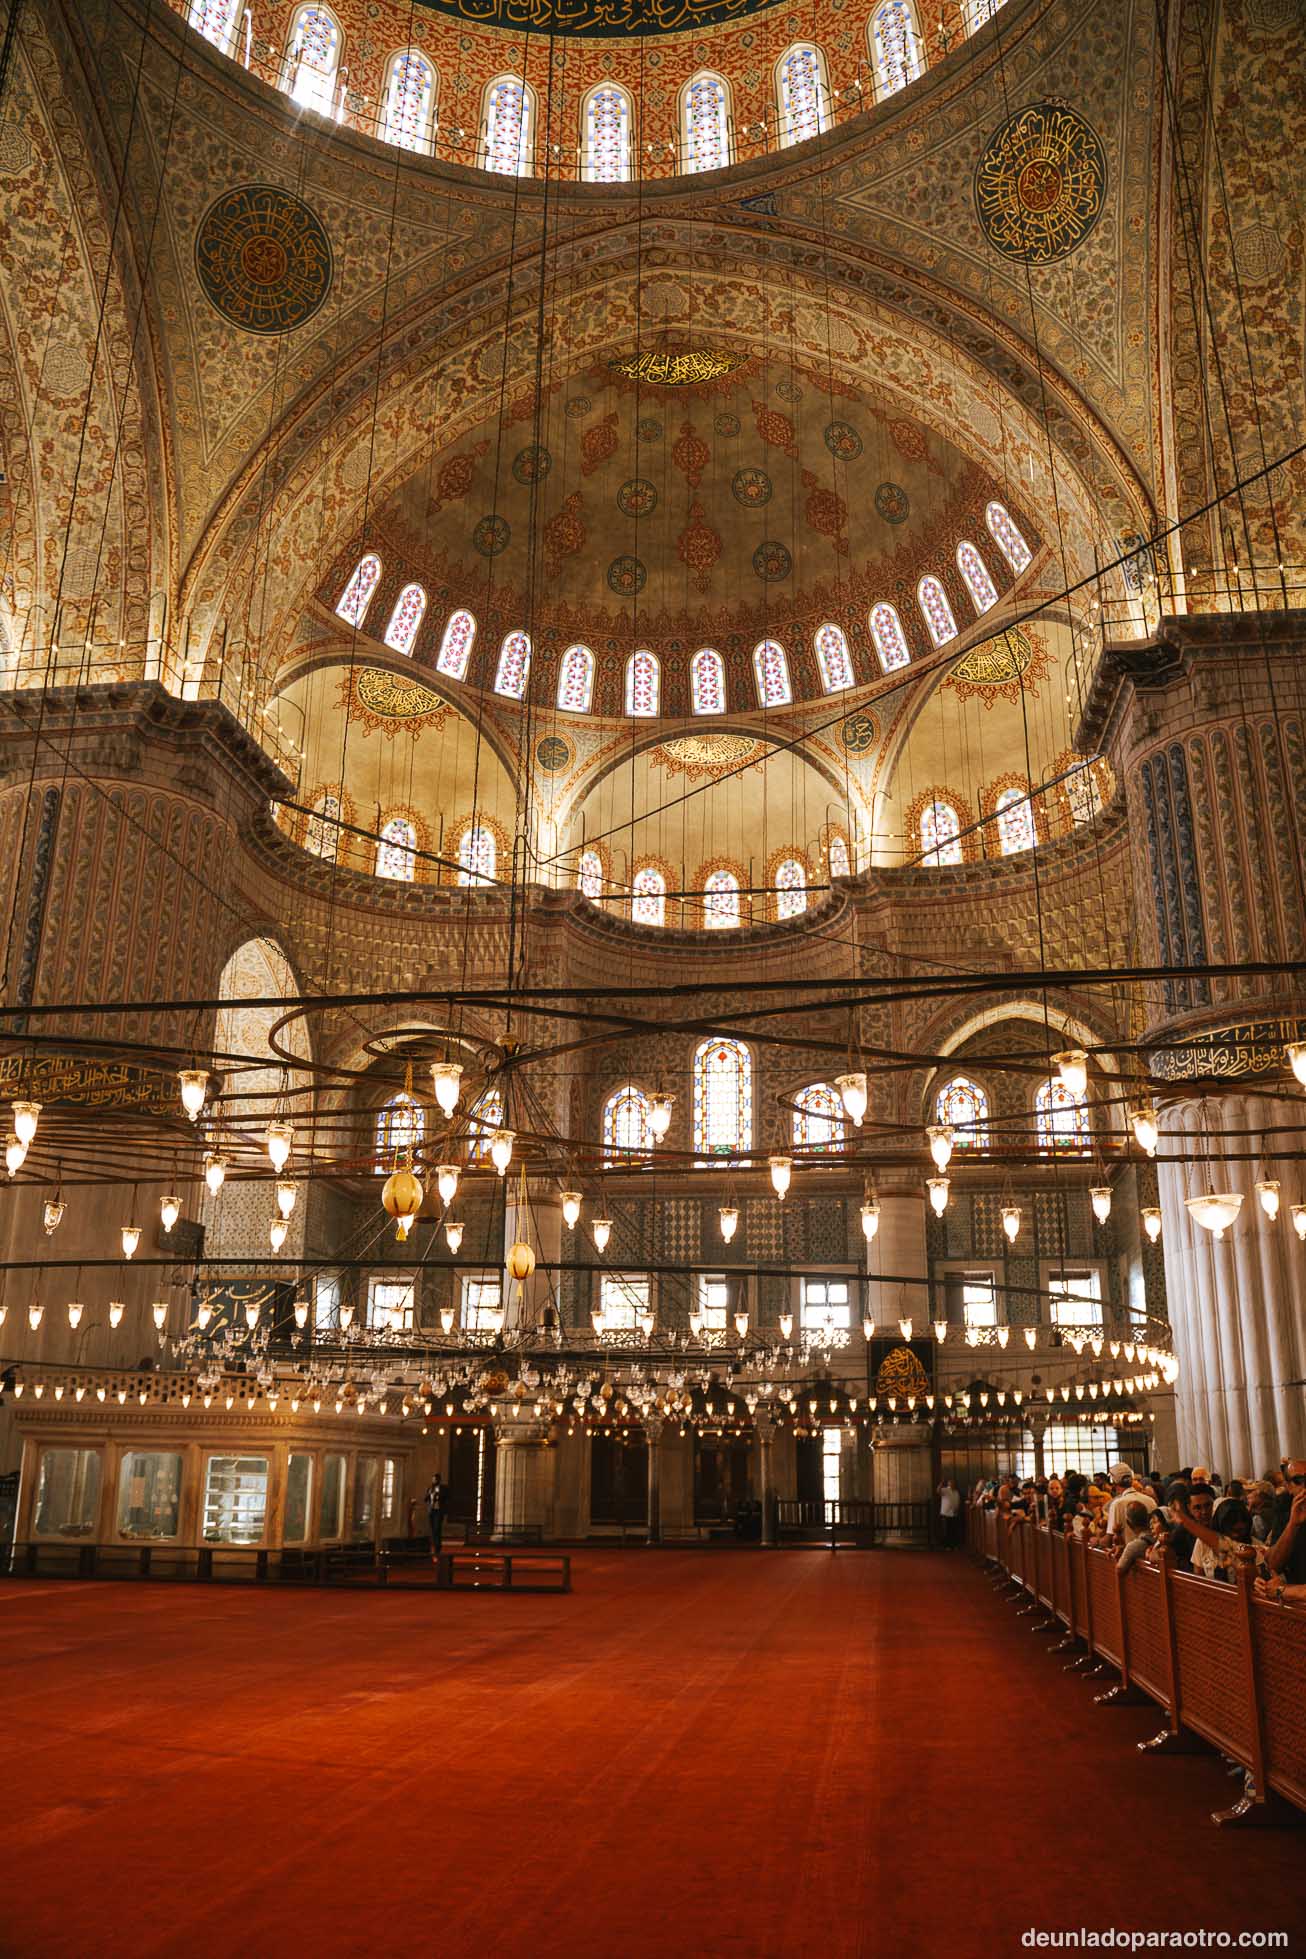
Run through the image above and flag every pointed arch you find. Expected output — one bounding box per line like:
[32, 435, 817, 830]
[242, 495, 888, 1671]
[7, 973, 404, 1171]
[776, 43, 830, 148]
[703, 868, 741, 929]
[774, 856, 807, 919]
[693, 1038, 753, 1161]
[483, 74, 534, 175]
[1035, 1077, 1091, 1152]
[681, 70, 732, 173]
[603, 1084, 652, 1160]
[934, 1075, 989, 1145]
[375, 1091, 424, 1172]
[869, 1, 922, 99]
[814, 622, 854, 693]
[956, 541, 998, 615]
[375, 816, 417, 882]
[578, 848, 604, 900]
[305, 790, 343, 860]
[917, 575, 958, 647]
[380, 49, 438, 152]
[582, 82, 633, 183]
[286, 6, 342, 114]
[869, 602, 911, 671]
[557, 643, 595, 713]
[383, 582, 427, 654]
[456, 822, 496, 885]
[436, 608, 476, 680]
[793, 1082, 845, 1150]
[920, 799, 963, 865]
[188, 0, 242, 53]
[995, 784, 1036, 855]
[625, 649, 660, 717]
[827, 831, 851, 878]
[985, 502, 1032, 573]
[691, 647, 726, 714]
[336, 553, 381, 627]
[753, 639, 791, 708]
[631, 864, 666, 927]
[494, 630, 531, 699]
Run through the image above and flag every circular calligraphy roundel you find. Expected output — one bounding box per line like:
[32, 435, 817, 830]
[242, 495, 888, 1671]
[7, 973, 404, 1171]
[195, 185, 333, 334]
[974, 104, 1106, 264]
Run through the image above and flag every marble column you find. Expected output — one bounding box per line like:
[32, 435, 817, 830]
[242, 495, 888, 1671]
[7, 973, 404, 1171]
[644, 1417, 663, 1543]
[503, 1183, 563, 1333]
[756, 1413, 776, 1546]
[491, 1416, 555, 1538]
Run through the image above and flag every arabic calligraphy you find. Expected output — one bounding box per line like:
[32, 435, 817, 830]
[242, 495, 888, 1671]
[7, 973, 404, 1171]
[195, 185, 332, 335]
[609, 349, 747, 387]
[974, 104, 1106, 264]
[0, 1054, 176, 1111]
[1148, 1018, 1306, 1082]
[415, 0, 787, 35]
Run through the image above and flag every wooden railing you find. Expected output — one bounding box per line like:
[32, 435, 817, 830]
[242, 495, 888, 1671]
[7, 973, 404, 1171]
[776, 1500, 930, 1546]
[969, 1508, 1306, 1825]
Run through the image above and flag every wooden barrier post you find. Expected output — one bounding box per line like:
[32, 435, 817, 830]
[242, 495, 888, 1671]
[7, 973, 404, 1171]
[1094, 1555, 1149, 1705]
[1212, 1549, 1300, 1829]
[1138, 1546, 1212, 1758]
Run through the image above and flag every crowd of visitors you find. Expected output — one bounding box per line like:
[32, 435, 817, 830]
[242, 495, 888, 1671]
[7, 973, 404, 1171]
[967, 1454, 1306, 1604]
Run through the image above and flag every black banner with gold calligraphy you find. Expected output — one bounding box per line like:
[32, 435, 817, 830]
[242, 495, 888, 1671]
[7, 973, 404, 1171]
[414, 0, 788, 37]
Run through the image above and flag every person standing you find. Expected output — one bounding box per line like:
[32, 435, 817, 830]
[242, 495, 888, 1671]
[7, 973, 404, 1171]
[937, 1478, 962, 1549]
[424, 1473, 446, 1563]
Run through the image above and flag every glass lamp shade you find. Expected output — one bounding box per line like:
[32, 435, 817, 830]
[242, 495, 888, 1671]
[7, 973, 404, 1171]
[109, 1301, 125, 1328]
[12, 1101, 40, 1146]
[926, 1176, 950, 1217]
[269, 1216, 289, 1251]
[204, 1154, 227, 1197]
[733, 1310, 749, 1338]
[1129, 1105, 1160, 1156]
[507, 1239, 536, 1282]
[1054, 1049, 1089, 1097]
[862, 1317, 875, 1343]
[382, 1166, 424, 1223]
[1286, 1042, 1306, 1089]
[561, 1190, 582, 1229]
[1141, 1206, 1163, 1243]
[159, 1193, 181, 1233]
[835, 1072, 868, 1127]
[395, 1213, 415, 1242]
[1184, 1190, 1243, 1237]
[778, 1310, 793, 1340]
[265, 1120, 293, 1172]
[67, 1301, 84, 1329]
[648, 1094, 675, 1140]
[436, 1163, 460, 1207]
[1255, 1179, 1281, 1221]
[245, 1300, 260, 1329]
[5, 1134, 26, 1177]
[719, 1204, 739, 1244]
[489, 1129, 515, 1176]
[439, 1304, 455, 1333]
[430, 1061, 464, 1117]
[926, 1125, 954, 1172]
[276, 1180, 297, 1219]
[27, 1300, 42, 1329]
[151, 1301, 167, 1330]
[294, 1299, 309, 1329]
[769, 1156, 792, 1199]
[178, 1069, 209, 1121]
[1090, 1185, 1112, 1224]
[933, 1320, 947, 1343]
[1024, 1327, 1037, 1350]
[860, 1199, 880, 1243]
[592, 1217, 613, 1253]
[444, 1220, 464, 1253]
[1001, 1204, 1021, 1243]
[43, 1199, 65, 1236]
[898, 1316, 913, 1341]
[1291, 1204, 1306, 1242]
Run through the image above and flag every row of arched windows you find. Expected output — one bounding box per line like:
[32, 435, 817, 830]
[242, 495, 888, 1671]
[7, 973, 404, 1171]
[189, 2, 1006, 173]
[303, 795, 499, 886]
[333, 507, 1031, 713]
[584, 844, 849, 926]
[934, 1073, 1093, 1152]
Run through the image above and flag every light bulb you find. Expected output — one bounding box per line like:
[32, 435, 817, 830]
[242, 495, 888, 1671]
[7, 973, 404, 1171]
[1185, 1190, 1242, 1237]
[27, 1301, 42, 1330]
[265, 1119, 293, 1172]
[444, 1219, 464, 1253]
[926, 1124, 954, 1172]
[1001, 1204, 1021, 1243]
[1287, 1043, 1306, 1089]
[294, 1299, 309, 1329]
[178, 1069, 209, 1121]
[430, 1060, 464, 1117]
[269, 1216, 288, 1251]
[898, 1316, 913, 1341]
[1142, 1206, 1162, 1243]
[835, 1071, 868, 1127]
[436, 1163, 460, 1207]
[490, 1129, 515, 1176]
[1054, 1049, 1089, 1097]
[109, 1301, 125, 1328]
[934, 1320, 947, 1342]
[1090, 1185, 1112, 1224]
[927, 1175, 950, 1217]
[276, 1180, 297, 1219]
[648, 1093, 674, 1140]
[67, 1301, 83, 1329]
[204, 1154, 227, 1197]
[1256, 1179, 1281, 1221]
[769, 1155, 792, 1200]
[1292, 1204, 1306, 1242]
[5, 1134, 26, 1178]
[43, 1198, 65, 1236]
[592, 1217, 613, 1254]
[159, 1193, 181, 1233]
[719, 1204, 738, 1244]
[860, 1198, 880, 1243]
[152, 1301, 167, 1330]
[561, 1189, 582, 1228]
[778, 1310, 793, 1340]
[1130, 1105, 1159, 1156]
[12, 1101, 40, 1147]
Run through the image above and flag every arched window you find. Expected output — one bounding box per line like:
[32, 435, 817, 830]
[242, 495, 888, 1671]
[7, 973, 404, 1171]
[304, 791, 342, 860]
[189, 0, 242, 54]
[828, 832, 851, 878]
[703, 869, 741, 930]
[625, 649, 659, 717]
[917, 576, 958, 647]
[557, 643, 595, 713]
[631, 865, 666, 927]
[775, 857, 807, 918]
[814, 622, 854, 693]
[776, 44, 829, 148]
[1066, 759, 1104, 825]
[603, 1084, 652, 1160]
[1035, 1077, 1091, 1152]
[964, 0, 1007, 32]
[436, 609, 476, 680]
[583, 83, 632, 183]
[383, 582, 427, 655]
[336, 553, 381, 627]
[287, 6, 341, 114]
[691, 647, 726, 714]
[681, 71, 732, 174]
[920, 799, 962, 865]
[793, 1082, 845, 1150]
[376, 816, 417, 882]
[467, 1087, 503, 1163]
[494, 630, 531, 699]
[693, 1037, 753, 1161]
[985, 501, 1032, 573]
[457, 823, 496, 885]
[995, 784, 1036, 855]
[484, 75, 533, 176]
[869, 602, 911, 671]
[935, 1074, 989, 1146]
[375, 1091, 424, 1172]
[956, 541, 998, 615]
[578, 849, 604, 900]
[380, 49, 437, 152]
[869, 1, 922, 99]
[753, 639, 792, 708]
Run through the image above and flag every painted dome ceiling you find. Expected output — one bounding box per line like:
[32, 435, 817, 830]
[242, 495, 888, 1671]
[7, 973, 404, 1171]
[325, 348, 1037, 718]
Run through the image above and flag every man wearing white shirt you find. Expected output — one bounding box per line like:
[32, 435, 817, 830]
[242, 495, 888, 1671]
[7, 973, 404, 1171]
[1105, 1461, 1156, 1540]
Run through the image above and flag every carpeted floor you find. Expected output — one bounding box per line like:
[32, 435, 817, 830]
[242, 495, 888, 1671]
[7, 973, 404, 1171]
[2, 1552, 1303, 1958]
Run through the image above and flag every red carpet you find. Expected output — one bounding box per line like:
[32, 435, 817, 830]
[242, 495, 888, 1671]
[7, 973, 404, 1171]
[2, 1553, 1303, 1958]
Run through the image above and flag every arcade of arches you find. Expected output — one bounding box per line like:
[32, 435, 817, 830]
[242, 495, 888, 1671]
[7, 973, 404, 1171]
[1, 0, 1305, 1950]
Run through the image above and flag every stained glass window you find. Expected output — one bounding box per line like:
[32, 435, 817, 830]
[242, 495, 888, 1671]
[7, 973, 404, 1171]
[920, 799, 962, 865]
[935, 1075, 989, 1146]
[753, 639, 792, 708]
[693, 1037, 752, 1161]
[963, 0, 1006, 32]
[682, 71, 731, 174]
[775, 857, 807, 918]
[917, 576, 958, 647]
[777, 44, 829, 148]
[603, 1085, 652, 1160]
[494, 630, 531, 699]
[375, 1091, 424, 1172]
[870, 602, 911, 671]
[957, 541, 998, 615]
[626, 649, 659, 717]
[457, 823, 496, 885]
[631, 865, 666, 927]
[1066, 759, 1103, 825]
[703, 869, 741, 929]
[793, 1082, 844, 1150]
[870, 1, 922, 98]
[436, 609, 476, 680]
[578, 849, 604, 900]
[383, 582, 427, 654]
[1035, 1077, 1091, 1152]
[995, 784, 1035, 855]
[189, 0, 241, 52]
[336, 553, 381, 627]
[828, 832, 851, 877]
[380, 50, 437, 152]
[985, 501, 1032, 573]
[583, 84, 632, 184]
[484, 75, 532, 176]
[304, 792, 342, 860]
[467, 1087, 503, 1162]
[376, 816, 416, 881]
[814, 622, 853, 693]
[691, 647, 726, 714]
[557, 644, 595, 713]
[288, 7, 340, 114]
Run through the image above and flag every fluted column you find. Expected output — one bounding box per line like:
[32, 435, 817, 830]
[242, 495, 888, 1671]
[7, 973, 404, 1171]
[644, 1416, 663, 1543]
[491, 1415, 555, 1538]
